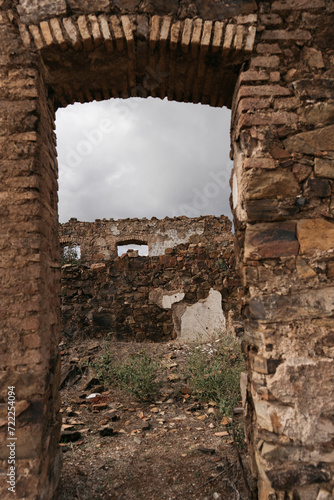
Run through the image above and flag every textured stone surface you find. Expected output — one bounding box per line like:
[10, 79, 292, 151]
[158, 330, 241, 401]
[67, 0, 110, 14]
[17, 0, 67, 24]
[315, 158, 334, 179]
[244, 169, 300, 200]
[244, 222, 299, 260]
[284, 125, 334, 155]
[297, 219, 334, 254]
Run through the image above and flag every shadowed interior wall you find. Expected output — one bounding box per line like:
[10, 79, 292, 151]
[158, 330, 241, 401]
[0, 1, 333, 498]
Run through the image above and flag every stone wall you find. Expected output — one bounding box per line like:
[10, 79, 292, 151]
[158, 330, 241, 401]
[231, 1, 334, 498]
[60, 215, 239, 342]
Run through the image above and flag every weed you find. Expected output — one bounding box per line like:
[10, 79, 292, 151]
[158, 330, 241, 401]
[183, 333, 245, 417]
[94, 350, 161, 402]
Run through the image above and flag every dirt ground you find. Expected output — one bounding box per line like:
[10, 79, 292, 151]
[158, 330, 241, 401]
[57, 338, 252, 500]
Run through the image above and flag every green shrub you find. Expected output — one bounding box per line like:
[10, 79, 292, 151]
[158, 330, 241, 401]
[61, 245, 80, 265]
[184, 333, 245, 416]
[94, 351, 161, 402]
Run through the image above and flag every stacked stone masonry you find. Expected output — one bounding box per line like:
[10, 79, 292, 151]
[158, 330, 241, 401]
[0, 0, 333, 499]
[60, 216, 239, 342]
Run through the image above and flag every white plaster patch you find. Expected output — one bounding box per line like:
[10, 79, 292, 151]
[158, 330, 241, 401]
[150, 228, 204, 256]
[110, 226, 120, 236]
[178, 289, 226, 342]
[232, 172, 238, 209]
[162, 292, 185, 309]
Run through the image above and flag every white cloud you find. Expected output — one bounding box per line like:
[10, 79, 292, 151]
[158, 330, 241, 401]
[56, 97, 232, 223]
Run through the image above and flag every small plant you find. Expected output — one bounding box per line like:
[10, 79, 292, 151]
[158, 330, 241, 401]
[61, 245, 81, 265]
[184, 333, 245, 417]
[94, 350, 161, 402]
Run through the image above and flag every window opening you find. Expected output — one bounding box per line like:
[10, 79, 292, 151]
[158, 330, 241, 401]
[61, 244, 81, 265]
[117, 243, 149, 257]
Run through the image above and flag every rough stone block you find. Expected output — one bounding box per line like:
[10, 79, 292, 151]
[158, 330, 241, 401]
[17, 0, 67, 25]
[297, 219, 334, 254]
[303, 102, 334, 127]
[250, 55, 280, 69]
[272, 0, 325, 10]
[244, 222, 299, 260]
[293, 79, 334, 100]
[262, 29, 311, 41]
[244, 169, 300, 200]
[67, 0, 110, 14]
[249, 287, 334, 321]
[194, 0, 257, 20]
[306, 178, 331, 198]
[315, 158, 334, 179]
[266, 463, 331, 491]
[114, 0, 141, 9]
[302, 47, 324, 69]
[141, 0, 179, 15]
[284, 125, 334, 155]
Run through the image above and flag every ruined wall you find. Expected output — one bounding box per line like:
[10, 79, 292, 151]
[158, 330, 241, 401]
[60, 216, 239, 342]
[59, 214, 233, 261]
[231, 1, 334, 498]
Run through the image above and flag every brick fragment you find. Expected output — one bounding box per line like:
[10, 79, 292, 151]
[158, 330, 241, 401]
[233, 25, 244, 52]
[200, 20, 213, 53]
[256, 43, 282, 54]
[77, 15, 93, 51]
[250, 56, 280, 69]
[98, 15, 113, 53]
[191, 18, 203, 57]
[222, 24, 235, 58]
[238, 85, 291, 98]
[237, 97, 270, 114]
[18, 23, 31, 47]
[238, 111, 298, 129]
[239, 70, 269, 83]
[49, 18, 67, 51]
[170, 20, 181, 51]
[236, 14, 258, 24]
[273, 97, 299, 111]
[149, 15, 160, 50]
[39, 21, 54, 48]
[212, 21, 224, 53]
[63, 18, 82, 51]
[160, 16, 172, 47]
[121, 16, 134, 54]
[181, 18, 192, 53]
[244, 25, 256, 53]
[28, 25, 45, 50]
[244, 158, 277, 170]
[88, 14, 102, 47]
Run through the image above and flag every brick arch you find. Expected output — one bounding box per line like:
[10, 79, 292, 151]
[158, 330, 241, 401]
[18, 7, 257, 108]
[1, 1, 334, 499]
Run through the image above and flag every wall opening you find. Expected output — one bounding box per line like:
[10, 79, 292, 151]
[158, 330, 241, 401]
[56, 97, 232, 224]
[117, 242, 149, 256]
[61, 244, 81, 264]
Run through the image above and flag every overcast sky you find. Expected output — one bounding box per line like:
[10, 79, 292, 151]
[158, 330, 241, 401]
[55, 97, 233, 224]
